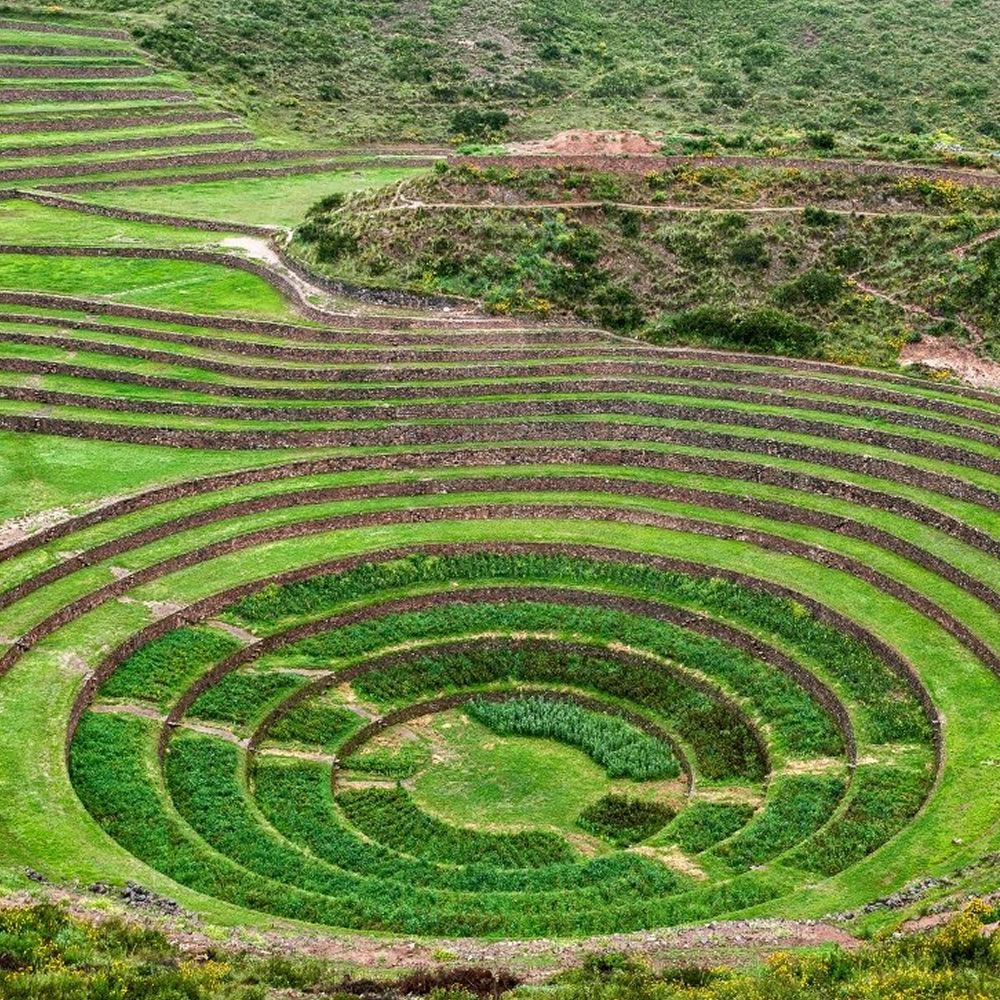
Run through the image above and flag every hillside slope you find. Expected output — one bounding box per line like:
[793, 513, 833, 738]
[60, 0, 1000, 149]
[290, 159, 1000, 369]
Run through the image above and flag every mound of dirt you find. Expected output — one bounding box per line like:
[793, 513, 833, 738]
[900, 337, 1000, 391]
[510, 130, 661, 156]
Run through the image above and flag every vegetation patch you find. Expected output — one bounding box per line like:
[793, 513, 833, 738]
[577, 794, 676, 847]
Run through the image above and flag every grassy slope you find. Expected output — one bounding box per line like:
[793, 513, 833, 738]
[0, 252, 294, 317]
[71, 165, 432, 226]
[1, 1, 1000, 957]
[293, 164, 1000, 366]
[65, 0, 1000, 152]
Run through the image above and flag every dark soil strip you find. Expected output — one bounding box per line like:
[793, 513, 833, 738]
[0, 129, 253, 159]
[41, 157, 440, 192]
[0, 110, 235, 135]
[0, 88, 191, 103]
[0, 64, 153, 79]
[0, 19, 130, 39]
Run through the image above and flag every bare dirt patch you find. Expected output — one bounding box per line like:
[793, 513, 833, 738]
[900, 337, 1000, 391]
[509, 130, 661, 156]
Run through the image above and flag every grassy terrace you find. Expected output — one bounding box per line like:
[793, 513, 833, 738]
[2, 191, 1000, 941]
[0, 5, 999, 964]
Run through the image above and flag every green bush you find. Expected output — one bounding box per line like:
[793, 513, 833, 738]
[577, 794, 675, 846]
[648, 305, 822, 355]
[774, 268, 845, 306]
[449, 107, 510, 138]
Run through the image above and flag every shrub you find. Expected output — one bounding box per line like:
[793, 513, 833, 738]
[774, 268, 845, 306]
[729, 232, 770, 269]
[802, 205, 841, 227]
[449, 107, 510, 138]
[648, 305, 822, 356]
[807, 130, 837, 150]
[577, 795, 675, 846]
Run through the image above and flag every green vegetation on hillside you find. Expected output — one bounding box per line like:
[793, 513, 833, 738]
[64, 0, 1000, 152]
[293, 162, 1000, 365]
[2, 2, 1000, 986]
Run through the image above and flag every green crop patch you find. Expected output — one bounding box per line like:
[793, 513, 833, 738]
[577, 793, 677, 847]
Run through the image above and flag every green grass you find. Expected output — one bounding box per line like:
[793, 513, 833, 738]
[1, 7, 1000, 954]
[58, 0, 1000, 156]
[408, 710, 625, 834]
[297, 164, 1000, 364]
[71, 165, 432, 226]
[0, 198, 245, 247]
[0, 252, 295, 318]
[0, 523, 988, 932]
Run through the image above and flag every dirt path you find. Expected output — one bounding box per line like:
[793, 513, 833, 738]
[360, 199, 901, 216]
[92, 703, 246, 745]
[951, 226, 1000, 258]
[849, 276, 985, 345]
[218, 235, 487, 323]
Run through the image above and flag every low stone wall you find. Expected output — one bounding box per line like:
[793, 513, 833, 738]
[0, 18, 129, 39]
[0, 109, 233, 135]
[43, 157, 439, 192]
[0, 87, 190, 102]
[58, 540, 939, 767]
[0, 64, 153, 79]
[0, 130, 253, 161]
